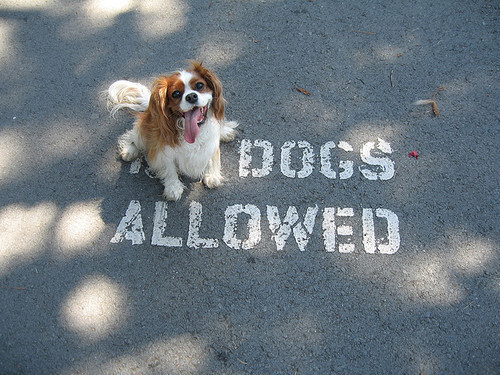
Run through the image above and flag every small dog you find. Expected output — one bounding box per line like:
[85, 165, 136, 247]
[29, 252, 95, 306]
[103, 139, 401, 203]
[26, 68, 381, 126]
[108, 61, 238, 200]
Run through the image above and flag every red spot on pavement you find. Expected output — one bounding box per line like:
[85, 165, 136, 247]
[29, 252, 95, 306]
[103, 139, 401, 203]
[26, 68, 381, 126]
[409, 151, 419, 159]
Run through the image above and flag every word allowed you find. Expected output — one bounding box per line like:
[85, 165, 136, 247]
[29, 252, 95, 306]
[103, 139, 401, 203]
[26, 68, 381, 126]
[111, 201, 400, 254]
[239, 138, 394, 180]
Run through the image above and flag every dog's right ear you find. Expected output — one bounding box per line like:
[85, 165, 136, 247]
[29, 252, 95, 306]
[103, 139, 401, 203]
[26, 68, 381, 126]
[142, 77, 181, 150]
[151, 78, 170, 118]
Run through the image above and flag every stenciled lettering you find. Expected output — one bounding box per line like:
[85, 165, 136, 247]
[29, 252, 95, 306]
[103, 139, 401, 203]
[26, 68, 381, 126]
[239, 138, 394, 180]
[111, 201, 400, 254]
[114, 137, 401, 254]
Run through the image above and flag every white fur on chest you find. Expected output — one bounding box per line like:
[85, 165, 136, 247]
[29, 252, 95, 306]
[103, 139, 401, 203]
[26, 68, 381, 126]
[171, 118, 220, 179]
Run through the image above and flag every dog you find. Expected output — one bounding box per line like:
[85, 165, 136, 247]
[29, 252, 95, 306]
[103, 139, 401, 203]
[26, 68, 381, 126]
[107, 61, 238, 200]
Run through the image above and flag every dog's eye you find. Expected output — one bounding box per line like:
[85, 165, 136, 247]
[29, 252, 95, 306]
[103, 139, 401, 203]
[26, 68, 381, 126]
[195, 82, 204, 90]
[172, 90, 181, 99]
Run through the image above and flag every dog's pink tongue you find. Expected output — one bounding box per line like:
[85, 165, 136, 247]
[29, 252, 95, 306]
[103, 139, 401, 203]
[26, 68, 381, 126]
[184, 108, 203, 144]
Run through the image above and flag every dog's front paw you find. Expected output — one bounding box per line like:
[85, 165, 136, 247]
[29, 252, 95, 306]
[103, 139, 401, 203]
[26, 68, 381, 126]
[119, 143, 139, 162]
[163, 181, 185, 201]
[203, 173, 223, 189]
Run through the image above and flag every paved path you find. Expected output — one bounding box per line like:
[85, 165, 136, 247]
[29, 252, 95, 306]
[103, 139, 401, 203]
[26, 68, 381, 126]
[0, 1, 498, 374]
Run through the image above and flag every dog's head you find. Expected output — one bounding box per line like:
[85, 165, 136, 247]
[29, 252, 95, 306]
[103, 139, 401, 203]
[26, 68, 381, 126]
[144, 61, 225, 146]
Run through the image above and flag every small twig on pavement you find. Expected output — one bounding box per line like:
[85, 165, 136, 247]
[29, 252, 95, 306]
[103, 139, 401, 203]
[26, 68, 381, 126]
[296, 87, 311, 96]
[352, 30, 376, 35]
[413, 86, 445, 116]
[1, 286, 27, 290]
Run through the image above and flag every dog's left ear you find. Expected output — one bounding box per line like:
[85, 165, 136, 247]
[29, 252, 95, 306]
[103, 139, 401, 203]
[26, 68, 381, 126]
[190, 61, 225, 120]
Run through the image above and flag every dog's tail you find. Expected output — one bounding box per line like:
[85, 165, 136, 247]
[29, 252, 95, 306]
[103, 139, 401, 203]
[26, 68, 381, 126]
[220, 120, 239, 142]
[107, 80, 151, 117]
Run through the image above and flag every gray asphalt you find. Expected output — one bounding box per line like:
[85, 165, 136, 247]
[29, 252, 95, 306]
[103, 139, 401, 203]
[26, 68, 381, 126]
[0, 1, 499, 374]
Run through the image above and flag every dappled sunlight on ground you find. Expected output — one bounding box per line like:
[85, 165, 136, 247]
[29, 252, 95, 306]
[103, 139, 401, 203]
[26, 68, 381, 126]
[57, 0, 188, 40]
[0, 202, 57, 275]
[0, 1, 497, 373]
[347, 230, 497, 307]
[84, 0, 135, 21]
[198, 31, 246, 68]
[0, 20, 16, 68]
[373, 43, 406, 62]
[0, 130, 25, 185]
[403, 231, 496, 306]
[0, 0, 189, 41]
[83, 0, 189, 38]
[135, 0, 188, 39]
[0, 0, 53, 10]
[0, 199, 112, 273]
[60, 275, 129, 342]
[452, 236, 496, 275]
[55, 200, 106, 257]
[342, 120, 406, 147]
[405, 254, 467, 305]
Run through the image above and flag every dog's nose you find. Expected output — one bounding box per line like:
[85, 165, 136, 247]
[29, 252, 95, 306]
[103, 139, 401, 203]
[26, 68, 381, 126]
[185, 92, 198, 104]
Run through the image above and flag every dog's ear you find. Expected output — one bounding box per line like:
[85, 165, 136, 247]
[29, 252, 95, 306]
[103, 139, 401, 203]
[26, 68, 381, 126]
[190, 61, 226, 120]
[142, 77, 180, 153]
[150, 77, 171, 119]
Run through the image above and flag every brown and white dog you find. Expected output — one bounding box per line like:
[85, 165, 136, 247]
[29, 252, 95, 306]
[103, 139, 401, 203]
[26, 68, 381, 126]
[108, 61, 238, 200]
